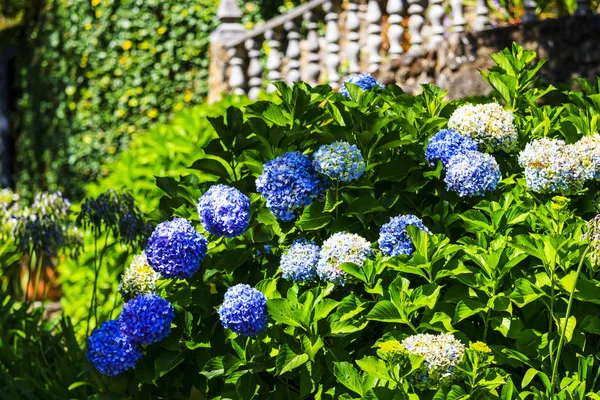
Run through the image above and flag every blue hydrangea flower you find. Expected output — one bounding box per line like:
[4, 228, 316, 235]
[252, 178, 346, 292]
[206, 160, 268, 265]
[256, 151, 328, 221]
[87, 320, 142, 376]
[379, 215, 430, 257]
[119, 294, 175, 345]
[280, 239, 320, 282]
[313, 141, 366, 182]
[445, 151, 501, 197]
[339, 73, 385, 98]
[425, 129, 478, 168]
[197, 184, 250, 238]
[146, 218, 208, 279]
[316, 232, 372, 286]
[218, 284, 268, 337]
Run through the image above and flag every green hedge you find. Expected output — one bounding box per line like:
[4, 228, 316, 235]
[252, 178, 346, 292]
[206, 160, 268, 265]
[8, 0, 286, 199]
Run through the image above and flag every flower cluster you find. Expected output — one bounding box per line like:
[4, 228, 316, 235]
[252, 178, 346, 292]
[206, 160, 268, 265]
[118, 252, 160, 301]
[445, 151, 502, 197]
[78, 189, 151, 247]
[313, 141, 366, 182]
[518, 135, 600, 194]
[378, 214, 430, 257]
[402, 333, 465, 389]
[378, 340, 407, 364]
[316, 232, 372, 286]
[448, 103, 518, 153]
[146, 218, 208, 279]
[119, 294, 175, 345]
[469, 341, 492, 354]
[14, 191, 79, 256]
[280, 239, 321, 282]
[0, 189, 20, 237]
[218, 284, 268, 337]
[197, 184, 250, 238]
[256, 151, 328, 221]
[425, 129, 478, 168]
[339, 73, 385, 98]
[87, 320, 142, 376]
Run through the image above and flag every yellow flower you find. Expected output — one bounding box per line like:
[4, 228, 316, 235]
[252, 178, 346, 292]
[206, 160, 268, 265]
[65, 86, 76, 96]
[128, 98, 139, 107]
[68, 102, 76, 111]
[184, 90, 193, 102]
[379, 340, 406, 356]
[116, 109, 126, 118]
[108, 146, 116, 154]
[139, 41, 150, 50]
[91, 0, 101, 6]
[157, 26, 167, 35]
[181, 9, 189, 17]
[84, 23, 92, 31]
[147, 108, 158, 119]
[469, 341, 492, 354]
[119, 56, 128, 65]
[95, 9, 102, 18]
[174, 102, 184, 112]
[122, 40, 132, 51]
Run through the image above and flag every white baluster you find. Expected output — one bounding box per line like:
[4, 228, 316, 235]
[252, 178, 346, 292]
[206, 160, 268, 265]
[450, 0, 466, 33]
[246, 37, 263, 100]
[227, 43, 246, 95]
[323, 0, 341, 88]
[303, 11, 321, 85]
[265, 28, 283, 93]
[521, 0, 538, 21]
[285, 19, 302, 84]
[346, 0, 361, 74]
[407, 0, 426, 54]
[474, 0, 491, 30]
[428, 0, 445, 50]
[366, 0, 383, 73]
[386, 0, 405, 59]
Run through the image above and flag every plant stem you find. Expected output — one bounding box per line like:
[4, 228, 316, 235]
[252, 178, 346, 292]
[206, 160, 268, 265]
[94, 229, 111, 325]
[550, 245, 590, 397]
[86, 228, 99, 336]
[32, 252, 44, 304]
[24, 248, 34, 303]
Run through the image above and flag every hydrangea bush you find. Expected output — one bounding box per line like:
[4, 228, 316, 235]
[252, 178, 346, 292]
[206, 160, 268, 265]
[83, 44, 600, 399]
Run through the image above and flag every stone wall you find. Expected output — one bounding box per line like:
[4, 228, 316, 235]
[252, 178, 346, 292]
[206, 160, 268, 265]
[377, 15, 600, 99]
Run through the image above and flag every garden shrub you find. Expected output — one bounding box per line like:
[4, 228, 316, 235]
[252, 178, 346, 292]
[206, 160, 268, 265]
[82, 43, 600, 399]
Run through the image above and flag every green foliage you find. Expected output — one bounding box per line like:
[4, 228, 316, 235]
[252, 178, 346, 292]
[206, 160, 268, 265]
[0, 295, 99, 399]
[85, 44, 600, 399]
[8, 0, 277, 198]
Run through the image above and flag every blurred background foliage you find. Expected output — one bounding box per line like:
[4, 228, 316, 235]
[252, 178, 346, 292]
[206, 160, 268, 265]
[0, 0, 291, 201]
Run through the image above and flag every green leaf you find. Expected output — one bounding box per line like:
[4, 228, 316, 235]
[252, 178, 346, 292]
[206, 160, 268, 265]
[263, 104, 290, 126]
[366, 301, 404, 323]
[558, 315, 577, 343]
[276, 344, 310, 375]
[267, 298, 304, 328]
[297, 202, 333, 230]
[356, 356, 391, 382]
[314, 299, 339, 321]
[154, 350, 186, 378]
[68, 382, 93, 391]
[345, 196, 387, 215]
[333, 361, 364, 396]
[339, 262, 367, 283]
[453, 299, 486, 324]
[189, 157, 232, 180]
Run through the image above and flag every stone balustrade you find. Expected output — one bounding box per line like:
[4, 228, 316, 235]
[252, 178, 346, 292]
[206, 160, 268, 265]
[208, 0, 594, 102]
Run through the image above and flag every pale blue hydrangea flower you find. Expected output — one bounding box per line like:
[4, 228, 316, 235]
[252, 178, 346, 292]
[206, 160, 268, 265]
[448, 103, 518, 153]
[571, 133, 600, 180]
[339, 73, 385, 98]
[256, 151, 328, 221]
[87, 320, 142, 376]
[445, 151, 501, 197]
[146, 218, 208, 279]
[518, 137, 587, 194]
[197, 184, 250, 238]
[379, 215, 430, 257]
[425, 129, 478, 169]
[280, 239, 320, 282]
[402, 333, 465, 389]
[313, 141, 366, 182]
[316, 232, 372, 286]
[119, 294, 175, 345]
[218, 284, 268, 337]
